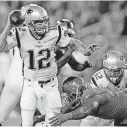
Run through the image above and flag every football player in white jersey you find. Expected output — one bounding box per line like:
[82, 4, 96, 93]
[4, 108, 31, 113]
[0, 4, 99, 126]
[0, 10, 97, 126]
[0, 16, 77, 127]
[33, 19, 97, 126]
[80, 51, 127, 126]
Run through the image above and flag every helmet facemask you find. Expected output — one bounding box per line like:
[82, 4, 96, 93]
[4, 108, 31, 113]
[62, 77, 85, 109]
[24, 4, 50, 39]
[28, 16, 50, 38]
[104, 67, 124, 85]
[66, 84, 83, 109]
[103, 51, 125, 86]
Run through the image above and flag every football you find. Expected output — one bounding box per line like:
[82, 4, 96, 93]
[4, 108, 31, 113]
[68, 50, 90, 71]
[9, 10, 25, 27]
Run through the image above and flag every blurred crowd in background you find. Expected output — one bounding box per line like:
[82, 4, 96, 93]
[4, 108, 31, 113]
[0, 1, 127, 84]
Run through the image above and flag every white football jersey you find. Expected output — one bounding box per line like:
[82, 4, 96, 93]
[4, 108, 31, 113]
[6, 25, 71, 81]
[90, 69, 127, 91]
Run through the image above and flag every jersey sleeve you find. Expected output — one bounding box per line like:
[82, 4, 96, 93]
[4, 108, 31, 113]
[90, 70, 107, 89]
[6, 28, 17, 51]
[90, 76, 98, 88]
[57, 35, 71, 48]
[55, 25, 70, 47]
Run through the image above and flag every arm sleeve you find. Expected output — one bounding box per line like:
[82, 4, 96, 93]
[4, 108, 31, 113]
[65, 101, 99, 120]
[57, 35, 71, 48]
[69, 95, 108, 120]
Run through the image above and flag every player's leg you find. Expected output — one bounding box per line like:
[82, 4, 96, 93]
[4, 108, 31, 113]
[0, 82, 23, 125]
[44, 78, 62, 124]
[21, 110, 35, 126]
[35, 78, 62, 127]
[20, 79, 37, 126]
[0, 51, 23, 125]
[0, 52, 11, 96]
[36, 98, 46, 115]
[33, 99, 46, 126]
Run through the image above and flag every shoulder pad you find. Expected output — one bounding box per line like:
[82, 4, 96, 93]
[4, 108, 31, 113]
[18, 27, 26, 32]
[16, 27, 27, 37]
[7, 28, 16, 39]
[91, 69, 105, 87]
[9, 27, 27, 37]
[92, 70, 104, 81]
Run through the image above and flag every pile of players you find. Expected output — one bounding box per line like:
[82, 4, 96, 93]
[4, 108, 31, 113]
[0, 3, 126, 127]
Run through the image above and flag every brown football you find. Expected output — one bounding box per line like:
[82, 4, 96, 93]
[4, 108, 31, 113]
[9, 10, 25, 27]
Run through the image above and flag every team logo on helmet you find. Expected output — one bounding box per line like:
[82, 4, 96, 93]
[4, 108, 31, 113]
[27, 9, 33, 15]
[23, 4, 50, 39]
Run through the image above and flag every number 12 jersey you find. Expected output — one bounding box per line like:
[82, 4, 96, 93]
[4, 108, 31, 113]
[6, 25, 71, 81]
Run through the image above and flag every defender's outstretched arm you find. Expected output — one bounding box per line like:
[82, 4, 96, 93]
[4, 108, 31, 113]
[49, 101, 99, 126]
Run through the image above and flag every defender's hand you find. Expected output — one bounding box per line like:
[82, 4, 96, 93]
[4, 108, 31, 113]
[49, 113, 67, 126]
[86, 43, 100, 56]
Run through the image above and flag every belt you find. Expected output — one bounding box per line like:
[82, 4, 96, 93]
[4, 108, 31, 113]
[38, 78, 54, 88]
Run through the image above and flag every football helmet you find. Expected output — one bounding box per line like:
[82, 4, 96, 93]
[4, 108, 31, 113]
[103, 51, 125, 85]
[62, 76, 85, 109]
[56, 19, 75, 37]
[22, 4, 50, 37]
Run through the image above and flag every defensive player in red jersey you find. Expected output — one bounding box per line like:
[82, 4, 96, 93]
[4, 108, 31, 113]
[49, 76, 127, 126]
